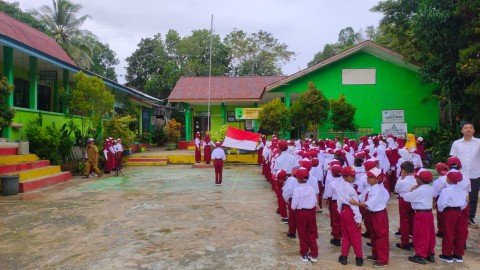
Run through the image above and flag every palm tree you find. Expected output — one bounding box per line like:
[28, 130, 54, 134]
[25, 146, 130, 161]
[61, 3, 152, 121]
[30, 0, 97, 69]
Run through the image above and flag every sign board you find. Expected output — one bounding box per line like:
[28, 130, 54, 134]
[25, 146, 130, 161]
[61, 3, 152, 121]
[235, 108, 262, 120]
[381, 123, 407, 138]
[382, 110, 404, 123]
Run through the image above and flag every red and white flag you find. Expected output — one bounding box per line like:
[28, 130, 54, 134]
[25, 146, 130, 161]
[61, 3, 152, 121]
[222, 126, 261, 151]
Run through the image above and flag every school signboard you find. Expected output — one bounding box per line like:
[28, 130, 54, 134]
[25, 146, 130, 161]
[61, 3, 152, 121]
[381, 123, 407, 138]
[382, 110, 404, 123]
[235, 108, 262, 120]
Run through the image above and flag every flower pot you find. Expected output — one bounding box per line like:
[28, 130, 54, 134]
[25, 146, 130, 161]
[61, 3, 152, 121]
[167, 142, 177, 150]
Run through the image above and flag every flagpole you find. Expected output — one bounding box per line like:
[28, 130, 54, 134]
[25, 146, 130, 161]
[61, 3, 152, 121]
[207, 14, 213, 132]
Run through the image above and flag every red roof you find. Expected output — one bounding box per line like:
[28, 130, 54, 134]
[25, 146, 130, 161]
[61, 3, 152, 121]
[0, 12, 76, 66]
[168, 76, 286, 103]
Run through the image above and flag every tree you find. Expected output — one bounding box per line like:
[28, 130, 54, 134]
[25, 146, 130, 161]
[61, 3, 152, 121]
[258, 98, 291, 136]
[329, 93, 357, 133]
[30, 0, 97, 69]
[224, 29, 295, 76]
[68, 72, 114, 144]
[290, 82, 330, 131]
[0, 1, 50, 33]
[90, 39, 119, 81]
[0, 77, 15, 132]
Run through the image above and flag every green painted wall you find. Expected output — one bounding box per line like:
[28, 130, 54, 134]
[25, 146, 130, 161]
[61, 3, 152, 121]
[271, 52, 439, 135]
[192, 104, 251, 134]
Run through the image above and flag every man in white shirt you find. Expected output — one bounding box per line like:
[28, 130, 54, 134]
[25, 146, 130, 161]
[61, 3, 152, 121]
[450, 122, 480, 228]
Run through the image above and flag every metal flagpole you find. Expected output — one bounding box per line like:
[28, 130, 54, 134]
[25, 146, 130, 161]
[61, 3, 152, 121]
[207, 14, 213, 132]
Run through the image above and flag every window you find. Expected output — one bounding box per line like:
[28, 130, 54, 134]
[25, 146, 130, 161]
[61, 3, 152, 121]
[413, 126, 432, 135]
[37, 83, 51, 111]
[14, 78, 29, 108]
[227, 111, 239, 122]
[357, 127, 373, 135]
[342, 69, 376, 85]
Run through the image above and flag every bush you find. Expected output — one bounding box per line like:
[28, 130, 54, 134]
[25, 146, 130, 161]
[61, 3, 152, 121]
[153, 126, 167, 146]
[209, 124, 230, 143]
[138, 132, 151, 144]
[0, 77, 15, 130]
[164, 119, 181, 143]
[102, 115, 137, 147]
[424, 125, 459, 164]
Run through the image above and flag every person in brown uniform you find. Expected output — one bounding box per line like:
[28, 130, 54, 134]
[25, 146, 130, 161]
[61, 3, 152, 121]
[84, 138, 102, 178]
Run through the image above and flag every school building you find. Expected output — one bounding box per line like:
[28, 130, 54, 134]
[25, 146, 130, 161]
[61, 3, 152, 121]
[0, 12, 161, 142]
[169, 41, 439, 141]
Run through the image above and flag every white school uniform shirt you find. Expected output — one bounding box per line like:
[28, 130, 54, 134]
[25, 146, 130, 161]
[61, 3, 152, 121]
[323, 176, 343, 200]
[363, 184, 387, 212]
[255, 141, 264, 150]
[109, 144, 116, 154]
[432, 175, 447, 198]
[287, 145, 295, 155]
[356, 174, 369, 194]
[336, 180, 362, 223]
[306, 174, 320, 194]
[115, 143, 123, 152]
[310, 166, 324, 185]
[402, 184, 433, 210]
[211, 147, 226, 160]
[394, 175, 417, 197]
[437, 184, 468, 212]
[450, 137, 480, 179]
[273, 151, 296, 175]
[194, 137, 201, 148]
[282, 176, 298, 203]
[291, 183, 317, 210]
[354, 166, 366, 191]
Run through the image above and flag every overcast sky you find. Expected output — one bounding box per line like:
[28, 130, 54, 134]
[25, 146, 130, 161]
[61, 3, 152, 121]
[17, 0, 383, 83]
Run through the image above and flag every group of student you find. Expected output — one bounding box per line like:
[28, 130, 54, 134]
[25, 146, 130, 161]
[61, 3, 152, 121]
[102, 137, 124, 174]
[258, 134, 471, 268]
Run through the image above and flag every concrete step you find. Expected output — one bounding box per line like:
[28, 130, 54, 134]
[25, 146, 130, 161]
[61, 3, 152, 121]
[19, 172, 72, 193]
[7, 166, 61, 181]
[0, 160, 50, 174]
[0, 147, 18, 156]
[125, 161, 168, 166]
[0, 154, 39, 165]
[127, 158, 168, 162]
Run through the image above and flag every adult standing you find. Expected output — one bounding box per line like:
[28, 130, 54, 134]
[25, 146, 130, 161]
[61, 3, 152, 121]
[450, 122, 480, 228]
[194, 132, 202, 163]
[211, 142, 226, 185]
[84, 138, 102, 178]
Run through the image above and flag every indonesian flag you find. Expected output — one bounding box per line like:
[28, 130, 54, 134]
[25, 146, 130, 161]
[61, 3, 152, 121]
[222, 126, 261, 151]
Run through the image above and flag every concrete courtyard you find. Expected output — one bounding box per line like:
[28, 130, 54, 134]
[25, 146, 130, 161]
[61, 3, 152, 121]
[1, 164, 480, 269]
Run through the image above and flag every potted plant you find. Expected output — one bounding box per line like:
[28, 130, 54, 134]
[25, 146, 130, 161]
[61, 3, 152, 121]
[164, 119, 182, 150]
[0, 77, 15, 133]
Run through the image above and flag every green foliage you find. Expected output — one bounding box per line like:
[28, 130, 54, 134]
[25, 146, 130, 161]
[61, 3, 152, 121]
[0, 77, 15, 130]
[258, 98, 291, 135]
[224, 29, 295, 76]
[329, 93, 357, 132]
[424, 125, 459, 164]
[25, 114, 74, 165]
[0, 1, 50, 33]
[90, 39, 119, 81]
[30, 0, 97, 69]
[164, 119, 182, 143]
[102, 115, 137, 148]
[137, 132, 151, 144]
[290, 82, 330, 129]
[153, 126, 167, 146]
[209, 125, 230, 143]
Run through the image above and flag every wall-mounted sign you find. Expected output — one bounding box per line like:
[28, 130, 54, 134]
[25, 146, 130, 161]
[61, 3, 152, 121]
[382, 110, 404, 123]
[381, 123, 407, 138]
[235, 108, 263, 120]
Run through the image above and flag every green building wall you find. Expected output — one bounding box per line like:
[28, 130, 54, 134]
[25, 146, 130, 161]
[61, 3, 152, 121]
[270, 52, 439, 136]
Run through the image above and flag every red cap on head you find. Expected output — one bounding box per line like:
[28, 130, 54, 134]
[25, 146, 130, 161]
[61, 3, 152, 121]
[300, 158, 313, 170]
[366, 167, 382, 178]
[447, 156, 462, 169]
[335, 149, 344, 156]
[435, 163, 449, 176]
[364, 160, 377, 171]
[355, 152, 366, 159]
[414, 169, 433, 183]
[330, 164, 342, 175]
[446, 170, 463, 184]
[278, 140, 288, 151]
[311, 158, 319, 166]
[296, 168, 309, 181]
[277, 170, 287, 182]
[363, 149, 370, 154]
[341, 166, 356, 176]
[329, 159, 341, 167]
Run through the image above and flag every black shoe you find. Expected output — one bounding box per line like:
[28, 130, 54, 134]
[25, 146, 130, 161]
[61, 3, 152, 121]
[436, 232, 444, 238]
[330, 239, 341, 246]
[468, 218, 479, 229]
[396, 243, 411, 251]
[367, 255, 378, 261]
[394, 231, 401, 238]
[276, 209, 280, 214]
[286, 233, 296, 239]
[362, 232, 371, 239]
[452, 255, 463, 262]
[281, 217, 288, 224]
[408, 256, 427, 264]
[82, 175, 90, 179]
[372, 261, 386, 268]
[338, 255, 347, 265]
[356, 257, 364, 266]
[439, 254, 453, 263]
[366, 242, 372, 248]
[426, 254, 435, 262]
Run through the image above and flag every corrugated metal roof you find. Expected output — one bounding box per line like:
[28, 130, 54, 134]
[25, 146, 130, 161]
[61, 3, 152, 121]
[168, 76, 286, 103]
[0, 12, 76, 66]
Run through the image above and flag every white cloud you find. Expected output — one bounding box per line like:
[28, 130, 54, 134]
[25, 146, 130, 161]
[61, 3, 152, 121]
[17, 0, 383, 83]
